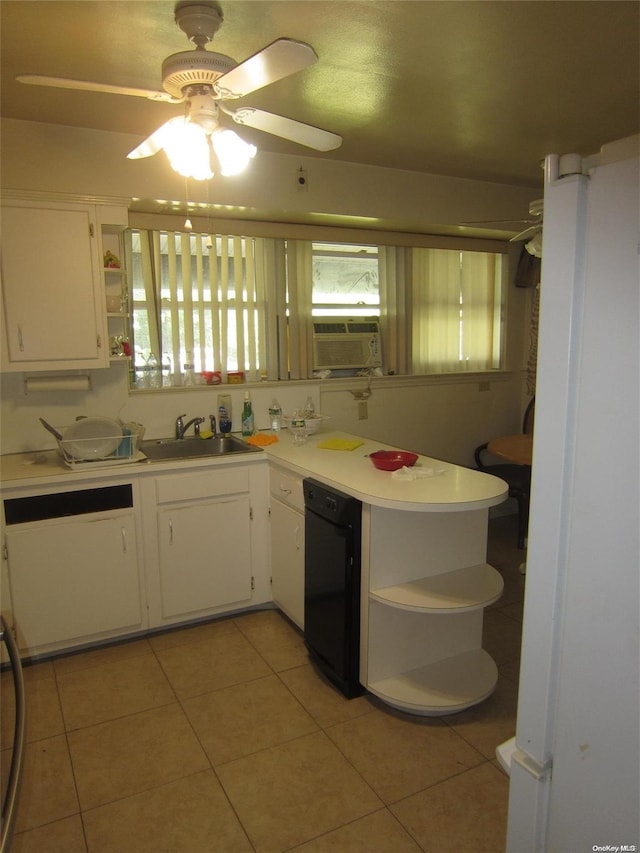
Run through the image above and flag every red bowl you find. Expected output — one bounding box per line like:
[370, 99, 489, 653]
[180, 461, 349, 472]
[369, 450, 419, 471]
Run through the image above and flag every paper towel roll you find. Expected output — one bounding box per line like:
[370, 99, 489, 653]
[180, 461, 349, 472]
[25, 375, 91, 393]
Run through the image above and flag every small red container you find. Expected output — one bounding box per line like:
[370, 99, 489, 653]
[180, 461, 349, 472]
[369, 450, 419, 471]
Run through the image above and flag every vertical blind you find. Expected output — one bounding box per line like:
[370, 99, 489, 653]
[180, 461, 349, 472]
[133, 230, 281, 382]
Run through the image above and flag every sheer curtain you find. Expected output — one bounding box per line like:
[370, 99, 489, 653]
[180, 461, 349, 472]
[285, 240, 313, 379]
[412, 248, 462, 373]
[411, 248, 502, 373]
[379, 245, 411, 375]
[459, 250, 502, 371]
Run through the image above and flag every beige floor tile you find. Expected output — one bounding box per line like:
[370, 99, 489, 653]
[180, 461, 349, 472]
[68, 703, 209, 810]
[148, 615, 238, 652]
[1, 662, 64, 749]
[154, 629, 272, 699]
[11, 815, 87, 853]
[440, 675, 519, 760]
[53, 637, 153, 676]
[217, 730, 382, 852]
[295, 807, 423, 851]
[83, 770, 251, 853]
[482, 609, 523, 665]
[279, 663, 374, 728]
[57, 653, 175, 730]
[234, 608, 310, 671]
[4, 735, 79, 834]
[183, 673, 318, 765]
[390, 762, 509, 852]
[325, 704, 484, 804]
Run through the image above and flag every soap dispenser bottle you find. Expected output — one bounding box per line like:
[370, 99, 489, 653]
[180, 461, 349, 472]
[241, 391, 255, 437]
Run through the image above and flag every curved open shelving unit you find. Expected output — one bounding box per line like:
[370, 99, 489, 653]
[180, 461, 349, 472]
[367, 648, 498, 715]
[370, 563, 504, 614]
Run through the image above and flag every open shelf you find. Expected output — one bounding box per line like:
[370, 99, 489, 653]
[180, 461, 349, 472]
[367, 648, 498, 715]
[370, 563, 503, 613]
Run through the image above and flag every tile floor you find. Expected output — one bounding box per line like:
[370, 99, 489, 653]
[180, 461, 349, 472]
[1, 514, 525, 852]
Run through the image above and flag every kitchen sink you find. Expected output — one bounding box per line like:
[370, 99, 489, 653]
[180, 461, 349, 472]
[140, 435, 262, 461]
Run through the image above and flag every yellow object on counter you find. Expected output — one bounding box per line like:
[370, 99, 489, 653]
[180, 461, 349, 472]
[199, 430, 213, 440]
[317, 438, 364, 451]
[246, 433, 279, 446]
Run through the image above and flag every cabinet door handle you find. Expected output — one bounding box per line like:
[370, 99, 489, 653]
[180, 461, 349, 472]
[279, 486, 292, 496]
[121, 527, 128, 554]
[294, 524, 301, 551]
[17, 325, 24, 352]
[168, 520, 173, 546]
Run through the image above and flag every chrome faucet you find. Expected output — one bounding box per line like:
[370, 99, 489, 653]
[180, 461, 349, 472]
[175, 414, 205, 439]
[209, 414, 217, 437]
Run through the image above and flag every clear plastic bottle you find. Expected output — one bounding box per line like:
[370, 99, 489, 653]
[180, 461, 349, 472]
[269, 398, 282, 431]
[183, 362, 196, 386]
[303, 396, 316, 418]
[290, 410, 307, 445]
[147, 353, 161, 388]
[241, 391, 255, 437]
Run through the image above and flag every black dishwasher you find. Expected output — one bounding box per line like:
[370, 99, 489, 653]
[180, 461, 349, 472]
[303, 478, 363, 698]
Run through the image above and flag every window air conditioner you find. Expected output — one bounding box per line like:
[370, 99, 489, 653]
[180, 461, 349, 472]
[312, 318, 381, 370]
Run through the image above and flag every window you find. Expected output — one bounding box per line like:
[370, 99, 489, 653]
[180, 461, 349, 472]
[311, 243, 379, 316]
[411, 249, 504, 373]
[131, 230, 275, 386]
[129, 228, 504, 388]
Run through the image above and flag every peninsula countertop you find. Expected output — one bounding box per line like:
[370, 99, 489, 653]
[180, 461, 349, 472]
[265, 430, 507, 512]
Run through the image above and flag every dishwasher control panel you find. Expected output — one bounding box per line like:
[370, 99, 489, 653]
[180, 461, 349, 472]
[303, 478, 360, 525]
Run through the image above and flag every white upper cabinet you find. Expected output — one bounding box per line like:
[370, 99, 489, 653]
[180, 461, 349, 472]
[1, 197, 112, 371]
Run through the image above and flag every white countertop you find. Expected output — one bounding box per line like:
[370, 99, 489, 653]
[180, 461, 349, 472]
[0, 441, 263, 488]
[265, 430, 507, 512]
[0, 430, 507, 512]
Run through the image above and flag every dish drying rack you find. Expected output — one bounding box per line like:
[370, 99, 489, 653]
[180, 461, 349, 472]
[56, 423, 145, 470]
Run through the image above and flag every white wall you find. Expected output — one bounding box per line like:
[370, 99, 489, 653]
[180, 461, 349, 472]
[0, 118, 533, 463]
[1, 118, 536, 231]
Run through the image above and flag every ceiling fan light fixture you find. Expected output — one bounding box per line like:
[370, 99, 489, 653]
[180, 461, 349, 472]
[211, 128, 257, 176]
[162, 116, 214, 180]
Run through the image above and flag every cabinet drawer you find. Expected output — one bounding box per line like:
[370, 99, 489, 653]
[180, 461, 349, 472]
[155, 466, 249, 504]
[270, 467, 304, 513]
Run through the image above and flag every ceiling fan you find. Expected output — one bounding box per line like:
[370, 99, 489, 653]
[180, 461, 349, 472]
[17, 0, 342, 179]
[461, 198, 543, 256]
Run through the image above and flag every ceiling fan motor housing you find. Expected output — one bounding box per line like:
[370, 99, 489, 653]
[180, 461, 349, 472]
[161, 50, 236, 98]
[174, 1, 223, 47]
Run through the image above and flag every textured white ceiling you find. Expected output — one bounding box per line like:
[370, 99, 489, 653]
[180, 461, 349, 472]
[1, 0, 638, 189]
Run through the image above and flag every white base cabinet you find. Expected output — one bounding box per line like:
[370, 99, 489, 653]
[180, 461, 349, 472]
[361, 504, 503, 715]
[3, 483, 145, 656]
[269, 466, 305, 629]
[1, 458, 271, 656]
[142, 461, 271, 630]
[157, 495, 252, 620]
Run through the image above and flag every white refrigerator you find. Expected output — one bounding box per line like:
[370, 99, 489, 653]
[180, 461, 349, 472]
[504, 137, 639, 851]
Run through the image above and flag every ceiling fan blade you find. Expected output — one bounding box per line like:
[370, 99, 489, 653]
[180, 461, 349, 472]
[126, 119, 178, 159]
[213, 38, 317, 99]
[461, 217, 538, 226]
[223, 105, 341, 151]
[17, 74, 180, 103]
[510, 224, 543, 243]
